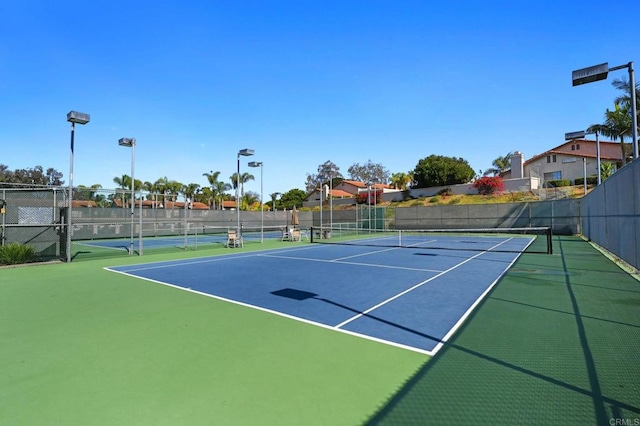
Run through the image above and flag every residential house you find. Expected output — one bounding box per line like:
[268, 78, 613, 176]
[503, 139, 622, 184]
[303, 179, 396, 207]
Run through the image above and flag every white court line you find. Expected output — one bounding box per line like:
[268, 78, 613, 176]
[335, 238, 515, 329]
[108, 243, 325, 273]
[105, 267, 433, 356]
[258, 252, 443, 273]
[331, 245, 403, 261]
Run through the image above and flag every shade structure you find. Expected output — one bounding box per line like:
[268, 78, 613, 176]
[291, 205, 299, 226]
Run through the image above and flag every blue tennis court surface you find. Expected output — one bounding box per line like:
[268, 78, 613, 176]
[106, 235, 534, 355]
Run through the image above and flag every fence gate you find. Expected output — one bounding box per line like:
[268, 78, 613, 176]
[1, 188, 66, 261]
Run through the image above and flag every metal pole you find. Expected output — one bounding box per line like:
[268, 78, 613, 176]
[260, 164, 263, 243]
[368, 184, 371, 232]
[236, 154, 241, 236]
[583, 158, 587, 195]
[67, 122, 75, 263]
[629, 62, 638, 160]
[330, 176, 333, 229]
[596, 131, 601, 185]
[139, 188, 143, 255]
[129, 143, 135, 255]
[319, 185, 323, 236]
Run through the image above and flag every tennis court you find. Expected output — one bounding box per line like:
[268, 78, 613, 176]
[106, 229, 539, 355]
[78, 225, 290, 252]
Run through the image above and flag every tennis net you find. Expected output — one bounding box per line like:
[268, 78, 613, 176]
[309, 226, 553, 254]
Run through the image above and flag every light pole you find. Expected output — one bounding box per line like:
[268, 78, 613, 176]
[119, 138, 136, 255]
[572, 61, 638, 160]
[248, 161, 263, 243]
[566, 129, 601, 186]
[66, 110, 90, 263]
[237, 149, 254, 238]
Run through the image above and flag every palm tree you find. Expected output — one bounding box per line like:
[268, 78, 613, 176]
[182, 183, 200, 207]
[484, 153, 512, 176]
[390, 172, 412, 190]
[213, 181, 232, 210]
[197, 187, 213, 207]
[165, 180, 183, 207]
[203, 171, 222, 209]
[113, 174, 131, 207]
[588, 103, 633, 165]
[154, 177, 169, 208]
[600, 162, 616, 181]
[612, 77, 640, 113]
[229, 172, 255, 198]
[612, 77, 639, 158]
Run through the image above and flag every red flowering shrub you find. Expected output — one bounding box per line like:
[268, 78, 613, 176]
[355, 189, 383, 204]
[472, 176, 504, 195]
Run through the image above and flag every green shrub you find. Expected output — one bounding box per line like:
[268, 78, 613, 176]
[574, 176, 598, 186]
[0, 242, 36, 265]
[546, 179, 571, 188]
[428, 197, 439, 204]
[437, 188, 453, 196]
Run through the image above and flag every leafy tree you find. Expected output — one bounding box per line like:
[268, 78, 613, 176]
[0, 165, 64, 186]
[242, 190, 260, 209]
[483, 152, 512, 176]
[413, 155, 475, 188]
[279, 189, 307, 210]
[305, 160, 342, 193]
[347, 160, 389, 184]
[75, 184, 104, 202]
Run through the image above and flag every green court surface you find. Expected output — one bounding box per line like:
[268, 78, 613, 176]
[1, 236, 639, 425]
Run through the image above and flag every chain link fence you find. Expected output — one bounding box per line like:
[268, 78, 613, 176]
[2, 186, 582, 263]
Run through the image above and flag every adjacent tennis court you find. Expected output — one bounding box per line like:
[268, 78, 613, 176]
[106, 230, 538, 354]
[78, 225, 292, 252]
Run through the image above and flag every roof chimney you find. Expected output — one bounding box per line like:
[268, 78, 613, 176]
[510, 151, 524, 179]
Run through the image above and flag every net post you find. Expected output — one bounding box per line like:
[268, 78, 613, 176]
[546, 227, 553, 254]
[310, 226, 315, 243]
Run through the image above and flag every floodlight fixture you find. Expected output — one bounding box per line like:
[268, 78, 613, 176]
[67, 111, 90, 125]
[572, 63, 609, 87]
[565, 131, 586, 141]
[118, 137, 136, 147]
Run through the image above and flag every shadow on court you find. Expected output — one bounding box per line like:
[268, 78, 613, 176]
[364, 236, 640, 425]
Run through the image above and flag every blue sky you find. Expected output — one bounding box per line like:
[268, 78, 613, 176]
[1, 0, 637, 199]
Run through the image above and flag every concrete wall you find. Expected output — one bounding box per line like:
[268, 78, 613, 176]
[408, 176, 539, 198]
[393, 199, 579, 235]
